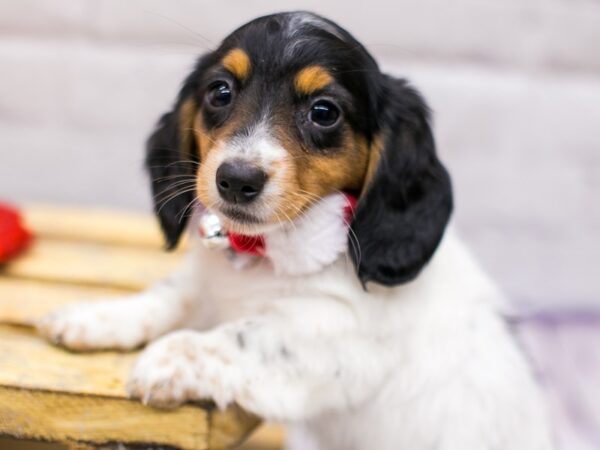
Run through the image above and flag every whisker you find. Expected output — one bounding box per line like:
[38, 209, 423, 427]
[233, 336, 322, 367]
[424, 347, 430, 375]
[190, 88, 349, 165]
[152, 181, 197, 202]
[164, 159, 201, 169]
[152, 174, 196, 182]
[335, 189, 362, 266]
[156, 179, 197, 189]
[143, 10, 215, 48]
[284, 189, 362, 266]
[177, 196, 200, 224]
[277, 206, 297, 232]
[156, 187, 198, 215]
[154, 178, 197, 189]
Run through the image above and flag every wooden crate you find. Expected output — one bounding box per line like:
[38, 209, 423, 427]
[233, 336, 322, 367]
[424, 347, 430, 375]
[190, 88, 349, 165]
[0, 205, 283, 450]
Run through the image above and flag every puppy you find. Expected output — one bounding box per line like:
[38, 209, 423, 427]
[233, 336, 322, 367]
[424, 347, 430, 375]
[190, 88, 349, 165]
[39, 12, 554, 450]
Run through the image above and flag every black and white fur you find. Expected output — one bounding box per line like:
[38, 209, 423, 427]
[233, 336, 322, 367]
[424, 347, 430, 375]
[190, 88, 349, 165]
[39, 12, 554, 450]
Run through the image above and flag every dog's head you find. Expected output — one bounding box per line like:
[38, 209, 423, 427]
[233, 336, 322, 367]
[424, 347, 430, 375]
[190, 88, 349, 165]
[146, 11, 452, 286]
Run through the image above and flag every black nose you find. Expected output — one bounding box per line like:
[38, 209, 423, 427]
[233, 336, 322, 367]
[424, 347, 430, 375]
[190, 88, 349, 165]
[216, 161, 268, 204]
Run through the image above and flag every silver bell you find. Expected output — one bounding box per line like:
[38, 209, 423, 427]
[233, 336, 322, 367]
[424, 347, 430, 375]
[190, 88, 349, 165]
[198, 212, 230, 250]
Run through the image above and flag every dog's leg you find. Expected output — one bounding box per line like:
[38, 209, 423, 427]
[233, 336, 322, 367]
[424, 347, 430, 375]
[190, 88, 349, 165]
[37, 255, 202, 351]
[127, 314, 396, 420]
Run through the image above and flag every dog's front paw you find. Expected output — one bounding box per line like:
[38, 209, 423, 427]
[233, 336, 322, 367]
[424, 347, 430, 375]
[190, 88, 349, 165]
[127, 330, 235, 409]
[37, 301, 151, 351]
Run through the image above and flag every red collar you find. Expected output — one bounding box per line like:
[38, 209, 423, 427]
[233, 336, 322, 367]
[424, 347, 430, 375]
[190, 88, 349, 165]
[228, 233, 266, 256]
[228, 193, 357, 256]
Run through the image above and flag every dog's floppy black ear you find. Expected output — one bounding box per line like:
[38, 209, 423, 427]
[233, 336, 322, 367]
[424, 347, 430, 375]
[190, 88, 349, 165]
[146, 61, 205, 250]
[350, 75, 453, 287]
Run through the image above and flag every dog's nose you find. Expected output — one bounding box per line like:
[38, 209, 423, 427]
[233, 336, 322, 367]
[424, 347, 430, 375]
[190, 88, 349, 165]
[216, 161, 268, 204]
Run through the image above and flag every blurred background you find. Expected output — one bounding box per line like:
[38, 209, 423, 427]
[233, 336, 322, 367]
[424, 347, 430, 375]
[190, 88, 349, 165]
[0, 1, 599, 449]
[1, 0, 599, 312]
[1, 0, 599, 311]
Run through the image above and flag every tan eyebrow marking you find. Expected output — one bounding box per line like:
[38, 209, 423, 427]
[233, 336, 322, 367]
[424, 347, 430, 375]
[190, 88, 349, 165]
[222, 48, 251, 81]
[294, 66, 333, 95]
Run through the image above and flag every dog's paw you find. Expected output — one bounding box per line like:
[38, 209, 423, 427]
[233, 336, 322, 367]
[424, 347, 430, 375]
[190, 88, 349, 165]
[37, 301, 151, 351]
[127, 330, 235, 409]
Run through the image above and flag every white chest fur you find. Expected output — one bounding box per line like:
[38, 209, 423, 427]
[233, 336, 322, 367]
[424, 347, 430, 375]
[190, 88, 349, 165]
[38, 198, 554, 450]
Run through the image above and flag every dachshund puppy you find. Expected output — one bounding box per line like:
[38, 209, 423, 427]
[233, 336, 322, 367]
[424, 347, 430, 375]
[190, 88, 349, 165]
[39, 12, 554, 450]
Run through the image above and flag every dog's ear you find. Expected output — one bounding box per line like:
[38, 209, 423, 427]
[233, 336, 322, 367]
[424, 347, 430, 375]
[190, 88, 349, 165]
[145, 59, 207, 250]
[349, 75, 453, 287]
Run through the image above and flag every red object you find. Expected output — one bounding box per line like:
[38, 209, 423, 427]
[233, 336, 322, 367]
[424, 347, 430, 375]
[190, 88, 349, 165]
[0, 204, 32, 263]
[342, 193, 358, 219]
[228, 193, 357, 256]
[228, 233, 266, 256]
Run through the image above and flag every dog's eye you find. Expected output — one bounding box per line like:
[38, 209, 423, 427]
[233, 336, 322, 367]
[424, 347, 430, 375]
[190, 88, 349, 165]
[309, 100, 340, 128]
[207, 82, 232, 108]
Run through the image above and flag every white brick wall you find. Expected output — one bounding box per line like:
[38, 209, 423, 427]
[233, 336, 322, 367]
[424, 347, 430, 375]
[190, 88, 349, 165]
[1, 0, 598, 308]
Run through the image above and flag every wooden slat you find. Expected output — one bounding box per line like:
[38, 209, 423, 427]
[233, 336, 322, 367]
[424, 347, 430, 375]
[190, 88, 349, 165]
[0, 437, 60, 450]
[0, 277, 287, 449]
[0, 204, 273, 449]
[23, 204, 168, 249]
[0, 325, 259, 449]
[0, 325, 134, 397]
[2, 239, 182, 291]
[0, 277, 131, 326]
[210, 405, 264, 450]
[0, 387, 209, 449]
[0, 387, 258, 450]
[239, 424, 285, 450]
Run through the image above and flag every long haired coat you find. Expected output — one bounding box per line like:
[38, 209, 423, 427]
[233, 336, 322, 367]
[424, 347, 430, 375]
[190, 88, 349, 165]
[39, 12, 554, 450]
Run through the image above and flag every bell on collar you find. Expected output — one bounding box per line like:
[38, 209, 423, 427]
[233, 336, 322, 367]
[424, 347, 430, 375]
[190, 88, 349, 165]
[198, 211, 230, 250]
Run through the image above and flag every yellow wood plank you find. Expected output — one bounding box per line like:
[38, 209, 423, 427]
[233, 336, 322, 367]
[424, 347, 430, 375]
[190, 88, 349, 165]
[0, 325, 259, 449]
[0, 436, 65, 449]
[2, 239, 182, 291]
[210, 406, 264, 450]
[0, 278, 131, 326]
[23, 204, 167, 249]
[0, 283, 284, 448]
[0, 325, 134, 397]
[0, 387, 211, 449]
[0, 205, 264, 449]
[238, 423, 285, 450]
[0, 386, 258, 450]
